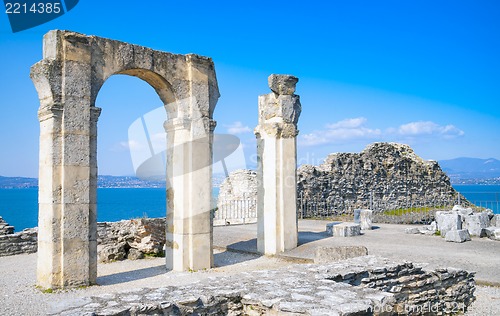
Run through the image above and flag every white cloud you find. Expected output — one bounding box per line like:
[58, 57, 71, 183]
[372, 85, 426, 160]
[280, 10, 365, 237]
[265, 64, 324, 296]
[225, 121, 252, 134]
[397, 121, 464, 138]
[301, 117, 382, 146]
[300, 118, 464, 147]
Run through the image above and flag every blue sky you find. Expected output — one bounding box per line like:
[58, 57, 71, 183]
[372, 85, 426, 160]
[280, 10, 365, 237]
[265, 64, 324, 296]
[0, 0, 499, 177]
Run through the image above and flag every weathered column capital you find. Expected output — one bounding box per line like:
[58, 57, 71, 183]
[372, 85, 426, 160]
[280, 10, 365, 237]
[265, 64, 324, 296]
[256, 74, 302, 139]
[38, 103, 63, 122]
[254, 122, 298, 138]
[164, 117, 192, 132]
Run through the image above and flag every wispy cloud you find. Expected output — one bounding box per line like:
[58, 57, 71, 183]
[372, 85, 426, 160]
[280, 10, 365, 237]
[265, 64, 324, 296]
[301, 117, 382, 146]
[397, 121, 464, 138]
[225, 121, 252, 134]
[300, 117, 464, 146]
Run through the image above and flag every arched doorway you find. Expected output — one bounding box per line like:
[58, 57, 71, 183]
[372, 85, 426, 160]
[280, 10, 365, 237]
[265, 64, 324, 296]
[31, 30, 219, 289]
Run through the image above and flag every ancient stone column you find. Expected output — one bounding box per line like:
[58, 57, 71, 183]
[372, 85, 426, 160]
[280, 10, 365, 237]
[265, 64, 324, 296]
[255, 74, 302, 255]
[164, 109, 216, 271]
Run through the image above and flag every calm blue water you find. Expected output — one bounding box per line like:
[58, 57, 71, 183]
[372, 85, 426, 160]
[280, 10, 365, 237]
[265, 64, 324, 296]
[0, 188, 166, 232]
[0, 185, 498, 232]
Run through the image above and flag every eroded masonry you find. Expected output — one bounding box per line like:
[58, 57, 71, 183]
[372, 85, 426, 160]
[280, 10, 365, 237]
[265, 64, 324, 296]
[31, 30, 303, 289]
[31, 30, 219, 288]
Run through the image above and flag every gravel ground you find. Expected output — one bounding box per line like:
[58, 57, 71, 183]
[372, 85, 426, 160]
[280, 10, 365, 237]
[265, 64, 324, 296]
[1, 221, 499, 315]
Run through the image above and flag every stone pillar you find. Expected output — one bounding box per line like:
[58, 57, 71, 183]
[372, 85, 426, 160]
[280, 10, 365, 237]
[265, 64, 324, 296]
[33, 31, 99, 289]
[255, 74, 302, 255]
[164, 115, 216, 271]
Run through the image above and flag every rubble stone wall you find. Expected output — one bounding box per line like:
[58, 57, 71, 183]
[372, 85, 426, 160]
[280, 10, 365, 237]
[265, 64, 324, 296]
[297, 143, 470, 217]
[54, 256, 476, 315]
[0, 228, 37, 257]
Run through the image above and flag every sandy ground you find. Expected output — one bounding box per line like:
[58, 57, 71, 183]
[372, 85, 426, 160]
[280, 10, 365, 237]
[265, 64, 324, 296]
[0, 220, 499, 315]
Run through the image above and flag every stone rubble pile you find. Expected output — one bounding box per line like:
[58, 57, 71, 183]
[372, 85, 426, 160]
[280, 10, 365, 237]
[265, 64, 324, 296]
[297, 143, 469, 219]
[0, 217, 168, 259]
[97, 218, 166, 262]
[50, 256, 476, 316]
[406, 205, 500, 243]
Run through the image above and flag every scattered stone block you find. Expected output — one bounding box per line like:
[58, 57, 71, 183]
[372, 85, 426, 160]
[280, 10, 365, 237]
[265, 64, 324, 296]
[405, 227, 420, 234]
[435, 211, 462, 237]
[355, 209, 373, 230]
[483, 227, 500, 241]
[452, 205, 473, 217]
[490, 214, 500, 228]
[445, 230, 471, 243]
[464, 212, 490, 236]
[332, 223, 361, 237]
[326, 222, 338, 236]
[314, 246, 369, 264]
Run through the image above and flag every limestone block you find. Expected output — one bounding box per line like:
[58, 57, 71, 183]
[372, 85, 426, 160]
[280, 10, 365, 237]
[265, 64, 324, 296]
[332, 223, 361, 237]
[98, 242, 128, 263]
[354, 209, 361, 223]
[445, 230, 471, 243]
[326, 222, 338, 236]
[435, 211, 462, 237]
[360, 210, 373, 230]
[268, 74, 298, 95]
[405, 227, 420, 234]
[482, 227, 500, 241]
[314, 246, 368, 263]
[490, 214, 500, 227]
[452, 205, 473, 217]
[464, 212, 490, 236]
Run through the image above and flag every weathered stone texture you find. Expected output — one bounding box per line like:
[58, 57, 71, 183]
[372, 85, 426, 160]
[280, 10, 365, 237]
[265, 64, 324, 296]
[464, 212, 490, 237]
[435, 211, 462, 237]
[52, 256, 476, 316]
[0, 228, 37, 257]
[332, 222, 361, 237]
[32, 30, 220, 287]
[97, 218, 166, 262]
[255, 74, 301, 255]
[297, 143, 469, 219]
[0, 216, 14, 235]
[445, 229, 471, 243]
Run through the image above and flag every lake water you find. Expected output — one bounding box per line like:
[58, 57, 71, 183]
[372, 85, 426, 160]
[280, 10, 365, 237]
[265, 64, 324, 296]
[0, 185, 499, 232]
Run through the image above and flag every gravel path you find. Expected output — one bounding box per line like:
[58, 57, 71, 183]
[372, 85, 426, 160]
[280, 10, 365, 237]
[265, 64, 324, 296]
[1, 221, 499, 315]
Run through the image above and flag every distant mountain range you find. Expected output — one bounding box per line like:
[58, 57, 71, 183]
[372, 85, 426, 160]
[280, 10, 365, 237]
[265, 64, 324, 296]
[439, 157, 500, 184]
[1, 158, 500, 188]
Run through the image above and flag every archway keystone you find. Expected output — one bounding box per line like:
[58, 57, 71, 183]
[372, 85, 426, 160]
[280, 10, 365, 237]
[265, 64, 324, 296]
[31, 30, 219, 288]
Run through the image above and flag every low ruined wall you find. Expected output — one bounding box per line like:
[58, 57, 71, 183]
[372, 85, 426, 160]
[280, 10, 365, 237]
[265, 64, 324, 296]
[0, 218, 167, 259]
[0, 228, 37, 257]
[53, 256, 475, 315]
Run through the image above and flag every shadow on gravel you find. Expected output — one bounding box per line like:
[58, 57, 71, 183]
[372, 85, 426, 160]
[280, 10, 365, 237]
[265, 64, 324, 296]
[214, 249, 261, 267]
[298, 231, 330, 246]
[97, 264, 166, 286]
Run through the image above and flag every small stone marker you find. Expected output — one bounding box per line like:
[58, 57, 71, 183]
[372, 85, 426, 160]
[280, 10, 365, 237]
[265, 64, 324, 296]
[330, 222, 361, 237]
[314, 246, 369, 264]
[445, 229, 471, 243]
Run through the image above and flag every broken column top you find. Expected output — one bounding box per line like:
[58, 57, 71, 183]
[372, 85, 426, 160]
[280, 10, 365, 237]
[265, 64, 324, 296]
[268, 74, 298, 95]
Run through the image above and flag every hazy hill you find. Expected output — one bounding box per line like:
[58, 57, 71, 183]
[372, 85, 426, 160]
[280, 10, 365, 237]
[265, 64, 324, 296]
[439, 157, 500, 180]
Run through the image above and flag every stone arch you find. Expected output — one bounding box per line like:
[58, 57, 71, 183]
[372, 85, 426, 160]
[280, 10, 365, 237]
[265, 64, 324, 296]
[31, 30, 219, 289]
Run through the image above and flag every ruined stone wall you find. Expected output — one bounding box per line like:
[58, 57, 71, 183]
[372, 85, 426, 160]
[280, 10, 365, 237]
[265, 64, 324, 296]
[0, 218, 166, 259]
[54, 256, 475, 315]
[0, 228, 37, 257]
[298, 142, 470, 216]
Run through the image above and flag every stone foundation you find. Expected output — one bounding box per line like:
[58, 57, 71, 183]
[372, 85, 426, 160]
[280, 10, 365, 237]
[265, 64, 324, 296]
[51, 256, 475, 315]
